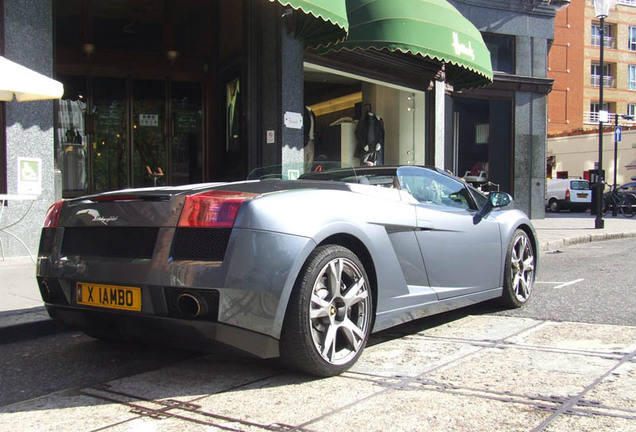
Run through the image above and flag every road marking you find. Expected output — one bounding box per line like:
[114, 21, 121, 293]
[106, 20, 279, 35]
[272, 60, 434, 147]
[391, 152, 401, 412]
[553, 278, 584, 289]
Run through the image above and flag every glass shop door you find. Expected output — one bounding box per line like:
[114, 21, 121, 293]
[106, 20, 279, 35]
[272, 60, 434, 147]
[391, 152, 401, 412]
[132, 79, 166, 188]
[57, 76, 202, 196]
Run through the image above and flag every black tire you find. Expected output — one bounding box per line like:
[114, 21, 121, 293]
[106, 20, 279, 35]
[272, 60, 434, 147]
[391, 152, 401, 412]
[280, 245, 373, 377]
[500, 229, 535, 308]
[620, 194, 636, 218]
[548, 199, 559, 213]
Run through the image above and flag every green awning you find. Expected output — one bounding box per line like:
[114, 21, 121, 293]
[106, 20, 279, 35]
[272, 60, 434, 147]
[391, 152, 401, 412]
[272, 0, 349, 46]
[320, 0, 493, 90]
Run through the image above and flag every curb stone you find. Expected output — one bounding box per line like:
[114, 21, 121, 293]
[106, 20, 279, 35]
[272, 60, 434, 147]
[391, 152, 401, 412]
[539, 231, 636, 252]
[0, 307, 67, 345]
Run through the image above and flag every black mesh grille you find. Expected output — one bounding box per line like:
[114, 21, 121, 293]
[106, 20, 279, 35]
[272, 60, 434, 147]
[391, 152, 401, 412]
[172, 228, 231, 261]
[61, 227, 159, 259]
[39, 228, 56, 255]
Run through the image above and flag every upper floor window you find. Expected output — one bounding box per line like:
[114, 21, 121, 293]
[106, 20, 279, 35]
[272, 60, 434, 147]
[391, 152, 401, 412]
[629, 65, 636, 90]
[482, 33, 514, 74]
[590, 102, 610, 113]
[630, 27, 636, 51]
[591, 63, 614, 87]
[591, 23, 615, 48]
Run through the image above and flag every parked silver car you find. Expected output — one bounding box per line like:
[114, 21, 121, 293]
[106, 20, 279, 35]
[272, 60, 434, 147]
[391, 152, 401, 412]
[37, 165, 537, 376]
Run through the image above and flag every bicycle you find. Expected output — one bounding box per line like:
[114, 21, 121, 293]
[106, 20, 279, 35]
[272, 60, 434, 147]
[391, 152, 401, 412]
[602, 183, 636, 218]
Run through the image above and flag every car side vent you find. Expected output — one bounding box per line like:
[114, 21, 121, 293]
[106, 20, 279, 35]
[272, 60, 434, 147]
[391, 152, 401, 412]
[172, 228, 231, 261]
[61, 227, 159, 259]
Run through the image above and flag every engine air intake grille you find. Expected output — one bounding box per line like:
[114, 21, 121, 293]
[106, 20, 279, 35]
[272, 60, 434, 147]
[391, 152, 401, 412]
[172, 228, 231, 261]
[61, 227, 159, 259]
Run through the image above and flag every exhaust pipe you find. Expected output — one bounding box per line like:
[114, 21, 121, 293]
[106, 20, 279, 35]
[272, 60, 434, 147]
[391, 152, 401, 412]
[176, 293, 205, 318]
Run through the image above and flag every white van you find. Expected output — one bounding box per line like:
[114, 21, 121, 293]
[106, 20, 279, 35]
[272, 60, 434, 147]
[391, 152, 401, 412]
[545, 178, 592, 212]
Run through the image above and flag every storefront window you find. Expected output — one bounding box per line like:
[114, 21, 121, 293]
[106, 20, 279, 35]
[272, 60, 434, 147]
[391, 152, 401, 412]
[55, 75, 88, 195]
[304, 64, 426, 170]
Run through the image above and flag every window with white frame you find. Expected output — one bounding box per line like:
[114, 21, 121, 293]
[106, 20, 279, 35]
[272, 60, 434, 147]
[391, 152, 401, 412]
[591, 23, 613, 47]
[630, 26, 636, 51]
[590, 102, 610, 113]
[590, 102, 610, 123]
[628, 104, 636, 118]
[591, 63, 611, 86]
[630, 65, 636, 90]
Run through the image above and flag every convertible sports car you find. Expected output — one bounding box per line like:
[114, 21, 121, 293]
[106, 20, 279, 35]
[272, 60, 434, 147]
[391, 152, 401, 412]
[37, 165, 537, 376]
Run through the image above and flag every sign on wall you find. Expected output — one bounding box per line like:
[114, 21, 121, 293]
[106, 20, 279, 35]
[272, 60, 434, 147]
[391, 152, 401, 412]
[17, 157, 42, 195]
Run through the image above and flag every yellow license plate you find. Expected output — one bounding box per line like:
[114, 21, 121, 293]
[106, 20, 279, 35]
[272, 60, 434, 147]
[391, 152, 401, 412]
[577, 193, 588, 198]
[76, 282, 142, 311]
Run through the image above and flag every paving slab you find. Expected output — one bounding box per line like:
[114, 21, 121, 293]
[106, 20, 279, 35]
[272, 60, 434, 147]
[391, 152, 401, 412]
[2, 315, 635, 431]
[309, 387, 551, 432]
[0, 393, 138, 432]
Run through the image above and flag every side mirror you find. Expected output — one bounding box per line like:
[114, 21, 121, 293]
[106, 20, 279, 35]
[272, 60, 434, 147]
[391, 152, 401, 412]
[474, 192, 513, 225]
[490, 192, 512, 208]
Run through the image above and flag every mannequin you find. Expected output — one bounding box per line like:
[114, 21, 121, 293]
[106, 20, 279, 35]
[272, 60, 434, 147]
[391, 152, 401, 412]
[304, 106, 316, 171]
[354, 106, 384, 166]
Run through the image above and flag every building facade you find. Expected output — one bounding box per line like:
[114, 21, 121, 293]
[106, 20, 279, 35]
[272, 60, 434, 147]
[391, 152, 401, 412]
[1, 0, 563, 259]
[450, 0, 560, 220]
[547, 0, 636, 183]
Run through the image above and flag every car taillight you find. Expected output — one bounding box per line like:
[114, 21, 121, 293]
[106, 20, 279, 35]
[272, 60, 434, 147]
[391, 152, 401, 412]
[43, 201, 63, 228]
[178, 191, 255, 228]
[565, 189, 570, 200]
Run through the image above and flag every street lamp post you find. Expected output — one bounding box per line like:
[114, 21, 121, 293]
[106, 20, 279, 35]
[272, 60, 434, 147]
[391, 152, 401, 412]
[594, 0, 611, 229]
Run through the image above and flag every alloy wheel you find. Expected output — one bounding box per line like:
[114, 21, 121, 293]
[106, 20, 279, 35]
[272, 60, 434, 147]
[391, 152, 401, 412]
[509, 232, 535, 302]
[309, 257, 372, 366]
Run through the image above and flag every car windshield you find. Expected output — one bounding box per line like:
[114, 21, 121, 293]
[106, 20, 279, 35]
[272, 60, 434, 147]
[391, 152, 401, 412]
[397, 166, 479, 210]
[248, 164, 486, 210]
[570, 180, 590, 190]
[248, 162, 401, 188]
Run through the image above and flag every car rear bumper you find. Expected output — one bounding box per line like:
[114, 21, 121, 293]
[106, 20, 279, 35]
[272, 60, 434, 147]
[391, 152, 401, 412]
[45, 303, 281, 358]
[554, 199, 590, 209]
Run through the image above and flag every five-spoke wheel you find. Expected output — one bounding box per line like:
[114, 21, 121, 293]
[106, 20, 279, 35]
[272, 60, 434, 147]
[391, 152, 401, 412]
[281, 245, 373, 377]
[501, 229, 535, 308]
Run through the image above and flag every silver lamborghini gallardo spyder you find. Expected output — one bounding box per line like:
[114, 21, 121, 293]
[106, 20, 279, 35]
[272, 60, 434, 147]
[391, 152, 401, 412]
[37, 165, 537, 376]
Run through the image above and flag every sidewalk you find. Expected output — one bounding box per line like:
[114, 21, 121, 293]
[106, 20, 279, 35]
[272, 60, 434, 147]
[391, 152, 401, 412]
[532, 211, 636, 252]
[1, 213, 635, 343]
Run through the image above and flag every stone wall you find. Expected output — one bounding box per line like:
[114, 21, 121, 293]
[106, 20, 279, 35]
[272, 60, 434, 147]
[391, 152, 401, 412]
[2, 0, 55, 258]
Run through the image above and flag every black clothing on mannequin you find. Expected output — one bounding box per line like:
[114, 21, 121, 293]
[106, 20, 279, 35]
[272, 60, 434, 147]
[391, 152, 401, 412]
[355, 111, 384, 165]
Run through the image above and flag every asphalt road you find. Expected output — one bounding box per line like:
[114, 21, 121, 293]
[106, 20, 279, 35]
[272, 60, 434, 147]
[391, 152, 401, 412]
[491, 236, 636, 326]
[1, 237, 634, 409]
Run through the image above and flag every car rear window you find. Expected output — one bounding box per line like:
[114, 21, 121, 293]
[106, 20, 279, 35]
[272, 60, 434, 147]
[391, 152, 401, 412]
[570, 180, 590, 190]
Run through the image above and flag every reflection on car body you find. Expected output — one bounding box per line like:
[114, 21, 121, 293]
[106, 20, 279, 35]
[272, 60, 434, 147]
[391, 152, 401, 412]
[37, 165, 538, 376]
